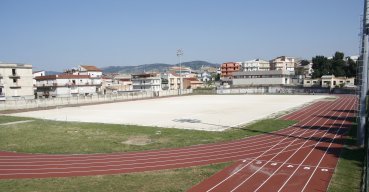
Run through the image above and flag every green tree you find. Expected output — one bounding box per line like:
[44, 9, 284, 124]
[311, 51, 354, 78]
[300, 60, 310, 66]
[312, 56, 331, 78]
[345, 58, 357, 78]
[331, 52, 346, 77]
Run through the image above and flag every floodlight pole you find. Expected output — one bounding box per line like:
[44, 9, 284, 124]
[359, 0, 369, 146]
[177, 49, 184, 94]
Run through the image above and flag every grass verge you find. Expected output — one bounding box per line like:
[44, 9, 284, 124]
[0, 116, 296, 154]
[0, 116, 32, 124]
[0, 162, 231, 192]
[327, 123, 364, 192]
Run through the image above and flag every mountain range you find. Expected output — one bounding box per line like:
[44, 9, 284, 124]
[101, 61, 220, 74]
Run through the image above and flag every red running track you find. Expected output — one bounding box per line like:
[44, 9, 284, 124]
[0, 95, 357, 192]
[189, 95, 357, 192]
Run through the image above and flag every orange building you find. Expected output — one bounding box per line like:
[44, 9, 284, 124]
[221, 62, 241, 78]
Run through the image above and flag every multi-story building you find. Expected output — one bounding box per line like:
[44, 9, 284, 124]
[35, 74, 101, 98]
[221, 62, 241, 78]
[131, 73, 162, 91]
[161, 73, 181, 90]
[240, 59, 270, 71]
[0, 63, 34, 100]
[114, 75, 133, 91]
[33, 71, 46, 91]
[270, 56, 296, 72]
[65, 65, 102, 93]
[232, 70, 293, 86]
[169, 66, 192, 76]
[183, 77, 204, 89]
[101, 75, 133, 94]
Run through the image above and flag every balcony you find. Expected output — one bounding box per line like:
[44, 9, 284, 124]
[9, 83, 21, 88]
[9, 73, 20, 79]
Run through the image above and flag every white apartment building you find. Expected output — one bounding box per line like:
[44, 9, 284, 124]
[33, 71, 46, 90]
[0, 63, 34, 100]
[270, 56, 296, 72]
[232, 70, 292, 86]
[35, 74, 101, 98]
[132, 73, 162, 91]
[162, 73, 181, 90]
[65, 65, 103, 93]
[240, 59, 270, 71]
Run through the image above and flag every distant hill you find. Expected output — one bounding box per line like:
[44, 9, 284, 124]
[45, 71, 61, 75]
[102, 61, 220, 74]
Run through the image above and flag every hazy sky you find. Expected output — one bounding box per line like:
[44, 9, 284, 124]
[0, 0, 363, 71]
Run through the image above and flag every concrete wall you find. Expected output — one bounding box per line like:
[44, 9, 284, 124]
[216, 87, 355, 95]
[0, 89, 192, 111]
[233, 77, 290, 85]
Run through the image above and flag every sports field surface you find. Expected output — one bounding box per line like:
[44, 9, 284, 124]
[10, 95, 327, 131]
[0, 95, 358, 192]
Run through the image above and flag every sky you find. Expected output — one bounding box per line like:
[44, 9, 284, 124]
[0, 0, 364, 71]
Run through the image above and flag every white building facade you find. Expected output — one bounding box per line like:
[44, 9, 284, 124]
[0, 63, 34, 100]
[270, 56, 296, 73]
[240, 59, 270, 71]
[161, 73, 181, 90]
[35, 74, 101, 97]
[232, 70, 292, 86]
[132, 73, 162, 91]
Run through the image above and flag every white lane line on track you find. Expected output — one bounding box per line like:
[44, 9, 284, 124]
[204, 96, 343, 192]
[300, 99, 355, 192]
[251, 96, 354, 192]
[228, 97, 350, 192]
[0, 142, 339, 172]
[276, 96, 354, 192]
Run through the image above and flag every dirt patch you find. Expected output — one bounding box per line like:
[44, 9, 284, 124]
[122, 136, 152, 146]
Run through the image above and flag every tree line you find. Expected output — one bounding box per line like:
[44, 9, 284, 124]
[311, 52, 357, 79]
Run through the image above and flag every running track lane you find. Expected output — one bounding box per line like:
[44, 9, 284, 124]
[0, 95, 356, 186]
[188, 95, 356, 192]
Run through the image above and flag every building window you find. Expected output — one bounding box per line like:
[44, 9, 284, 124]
[12, 69, 16, 75]
[13, 79, 17, 83]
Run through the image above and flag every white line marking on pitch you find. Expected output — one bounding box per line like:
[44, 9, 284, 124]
[304, 167, 311, 170]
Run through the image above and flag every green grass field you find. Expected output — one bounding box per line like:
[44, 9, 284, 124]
[0, 115, 297, 154]
[0, 162, 231, 192]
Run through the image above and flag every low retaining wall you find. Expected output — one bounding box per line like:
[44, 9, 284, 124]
[193, 86, 356, 95]
[0, 89, 192, 111]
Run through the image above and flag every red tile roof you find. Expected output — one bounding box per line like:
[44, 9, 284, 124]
[80, 65, 101, 72]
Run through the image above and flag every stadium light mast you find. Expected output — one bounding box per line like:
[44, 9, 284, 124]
[359, 0, 369, 146]
[177, 49, 184, 94]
